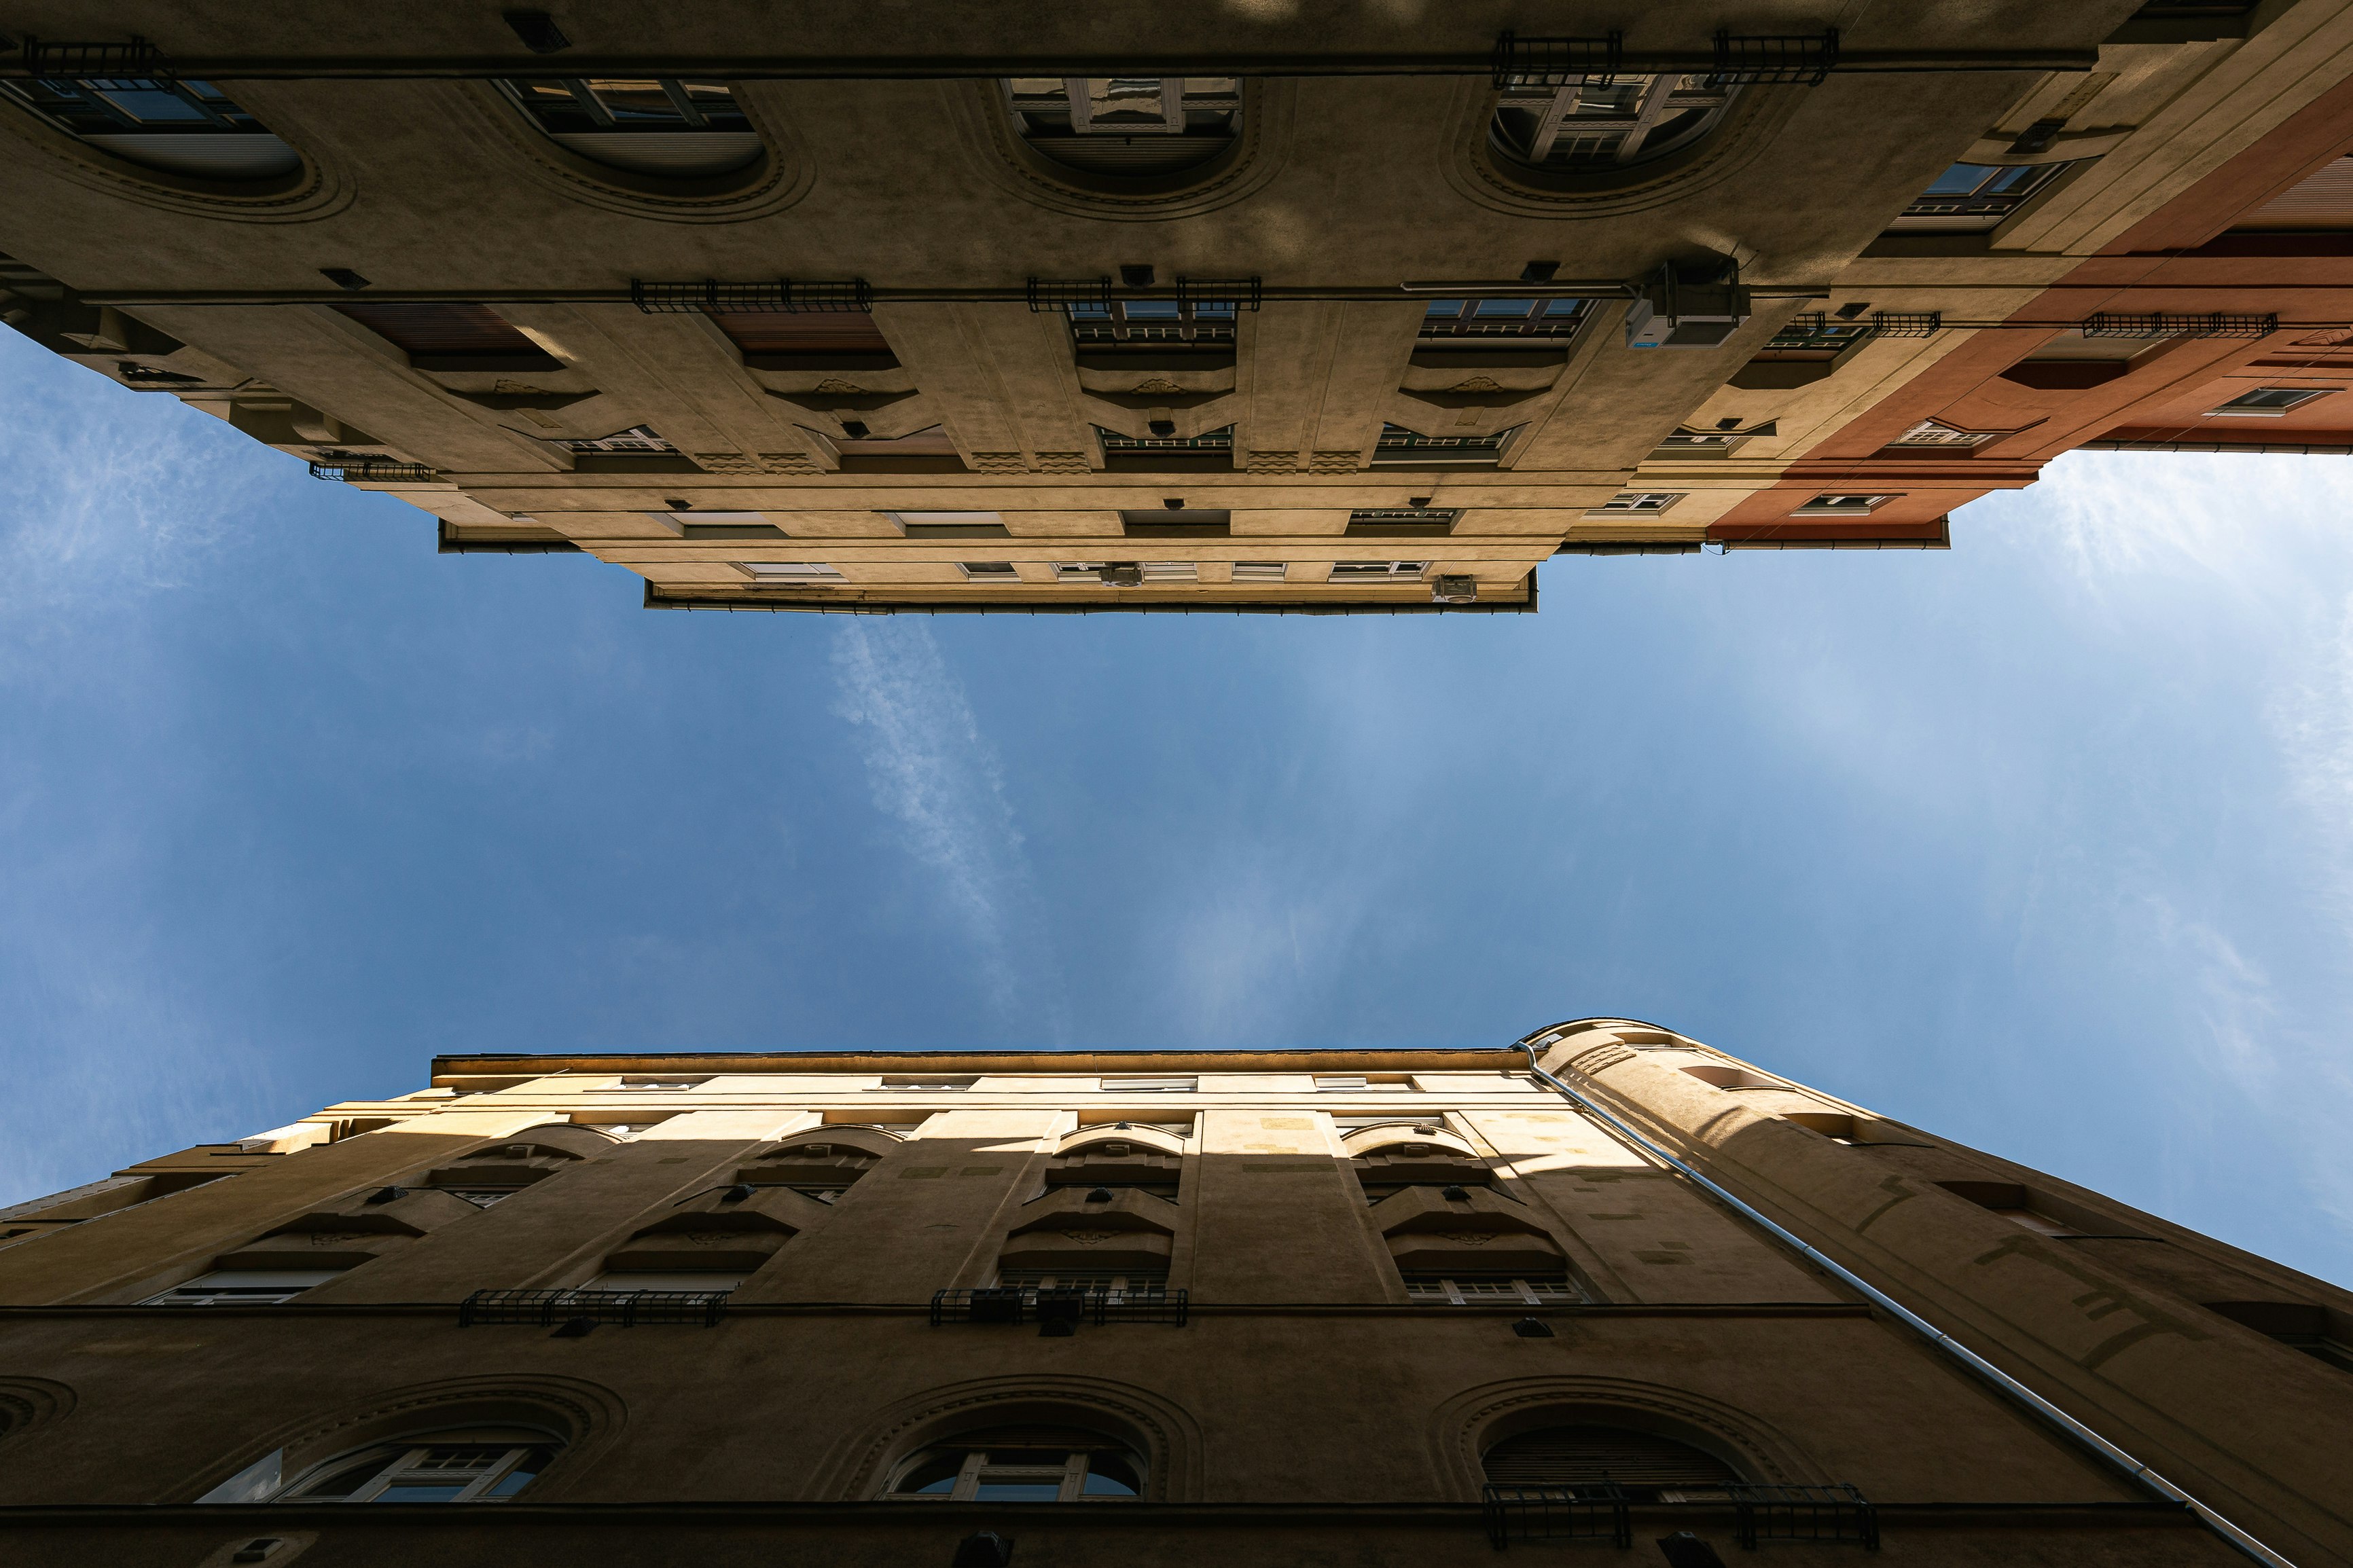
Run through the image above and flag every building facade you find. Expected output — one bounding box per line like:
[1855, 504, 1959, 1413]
[4, 3, 2351, 612]
[1, 1025, 2346, 1567]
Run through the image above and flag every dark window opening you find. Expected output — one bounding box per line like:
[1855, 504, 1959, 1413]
[0, 77, 299, 180]
[1483, 1425, 1740, 1501]
[713, 310, 897, 370]
[1419, 298, 1586, 339]
[333, 303, 562, 373]
[1005, 77, 1241, 179]
[1892, 162, 2074, 232]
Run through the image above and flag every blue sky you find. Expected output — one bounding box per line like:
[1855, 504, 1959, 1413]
[6, 323, 2352, 1288]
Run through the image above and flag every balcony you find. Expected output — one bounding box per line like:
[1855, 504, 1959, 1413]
[930, 1283, 1189, 1328]
[458, 1287, 728, 1328]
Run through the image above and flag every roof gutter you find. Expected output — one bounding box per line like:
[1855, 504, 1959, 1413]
[1515, 1033, 2295, 1568]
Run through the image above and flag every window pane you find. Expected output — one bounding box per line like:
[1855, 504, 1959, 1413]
[975, 1482, 1066, 1501]
[1473, 298, 1537, 318]
[378, 1483, 471, 1503]
[1123, 299, 1182, 320]
[1424, 299, 1467, 318]
[88, 84, 209, 123]
[1924, 162, 1996, 195]
[1083, 1467, 1140, 1496]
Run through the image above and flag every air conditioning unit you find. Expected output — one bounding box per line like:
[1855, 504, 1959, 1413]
[1431, 575, 1478, 604]
[1624, 257, 1752, 349]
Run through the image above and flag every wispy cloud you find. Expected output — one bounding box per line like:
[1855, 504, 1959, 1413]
[829, 620, 1064, 1034]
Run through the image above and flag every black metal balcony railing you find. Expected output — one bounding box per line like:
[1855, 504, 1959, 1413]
[308, 458, 437, 484]
[1708, 28, 1839, 87]
[1490, 30, 1623, 90]
[459, 1288, 729, 1328]
[1482, 1483, 1632, 1548]
[628, 278, 872, 314]
[2080, 311, 2276, 340]
[1729, 1483, 1879, 1549]
[930, 1286, 1190, 1327]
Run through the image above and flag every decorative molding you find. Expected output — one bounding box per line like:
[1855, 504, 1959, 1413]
[1429, 1375, 1821, 1501]
[1436, 77, 1805, 219]
[167, 1373, 626, 1505]
[437, 82, 814, 225]
[0, 1376, 75, 1444]
[1564, 1042, 1636, 1076]
[815, 1374, 1204, 1501]
[0, 90, 354, 224]
[946, 79, 1295, 223]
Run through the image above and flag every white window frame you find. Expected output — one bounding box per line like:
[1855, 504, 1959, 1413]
[738, 562, 846, 583]
[279, 1441, 545, 1503]
[143, 1269, 346, 1306]
[2209, 387, 2333, 418]
[1229, 560, 1288, 581]
[1326, 561, 1430, 581]
[1587, 492, 1684, 516]
[1891, 418, 1995, 448]
[1098, 1076, 1197, 1092]
[957, 562, 1020, 579]
[1791, 494, 1893, 516]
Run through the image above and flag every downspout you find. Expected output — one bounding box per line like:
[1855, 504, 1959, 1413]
[1517, 1038, 2295, 1568]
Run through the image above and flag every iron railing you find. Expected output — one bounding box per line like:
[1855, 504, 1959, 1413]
[1729, 1482, 1879, 1549]
[1708, 29, 1839, 87]
[459, 1288, 729, 1328]
[1491, 30, 1623, 89]
[2081, 310, 2275, 340]
[629, 278, 872, 314]
[308, 458, 436, 483]
[1482, 1482, 1632, 1548]
[1870, 311, 1942, 338]
[929, 1286, 1189, 1327]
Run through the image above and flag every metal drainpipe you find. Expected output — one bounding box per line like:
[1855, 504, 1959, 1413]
[1516, 1038, 2297, 1568]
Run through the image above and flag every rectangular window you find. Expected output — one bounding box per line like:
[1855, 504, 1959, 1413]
[143, 1269, 346, 1306]
[740, 562, 846, 582]
[875, 1075, 978, 1091]
[958, 562, 1020, 579]
[581, 1271, 743, 1294]
[1403, 1272, 1580, 1306]
[2210, 387, 2333, 416]
[1890, 419, 1993, 448]
[1066, 297, 1236, 348]
[1097, 424, 1234, 453]
[891, 511, 1011, 538]
[1346, 508, 1458, 536]
[558, 424, 677, 455]
[1792, 494, 1892, 515]
[1054, 562, 1118, 583]
[1327, 561, 1429, 581]
[332, 303, 562, 373]
[668, 511, 785, 541]
[1121, 509, 1231, 536]
[1371, 423, 1515, 467]
[1138, 562, 1198, 581]
[615, 1077, 707, 1090]
[710, 310, 895, 365]
[1892, 161, 2072, 232]
[1229, 561, 1289, 582]
[1587, 492, 1683, 515]
[1418, 297, 1586, 339]
[1755, 312, 1873, 359]
[1100, 1076, 1198, 1092]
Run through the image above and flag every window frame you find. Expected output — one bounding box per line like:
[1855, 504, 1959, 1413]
[2210, 386, 2334, 417]
[1791, 494, 1894, 517]
[276, 1439, 552, 1503]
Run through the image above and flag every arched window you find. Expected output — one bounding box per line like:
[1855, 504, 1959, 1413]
[496, 78, 761, 177]
[888, 1425, 1145, 1501]
[1003, 78, 1240, 177]
[272, 1425, 560, 1503]
[1490, 75, 1735, 172]
[1483, 1424, 1739, 1499]
[0, 76, 300, 179]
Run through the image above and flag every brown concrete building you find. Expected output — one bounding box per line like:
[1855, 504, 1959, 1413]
[1, 1025, 2346, 1567]
[9, 2, 2347, 612]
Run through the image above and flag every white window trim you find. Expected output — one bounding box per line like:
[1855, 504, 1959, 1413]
[738, 561, 846, 582]
[1791, 494, 1894, 516]
[1586, 492, 1685, 516]
[2209, 387, 2333, 418]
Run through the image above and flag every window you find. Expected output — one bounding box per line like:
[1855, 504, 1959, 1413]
[557, 424, 677, 456]
[1055, 562, 1126, 583]
[1757, 313, 1873, 357]
[1068, 296, 1237, 348]
[1405, 1272, 1579, 1307]
[496, 78, 761, 177]
[1099, 1076, 1196, 1092]
[1004, 77, 1242, 177]
[1653, 429, 1759, 458]
[1418, 298, 1586, 339]
[1891, 419, 1994, 448]
[888, 1423, 1146, 1500]
[331, 303, 562, 373]
[1588, 492, 1683, 515]
[711, 310, 894, 366]
[958, 562, 1020, 579]
[1313, 1074, 1416, 1089]
[893, 511, 1009, 539]
[1120, 509, 1231, 537]
[615, 1076, 706, 1091]
[439, 1189, 519, 1209]
[1791, 494, 1891, 515]
[1489, 73, 1738, 172]
[143, 1269, 345, 1306]
[1327, 562, 1429, 582]
[1230, 561, 1288, 582]
[875, 1075, 977, 1091]
[1894, 162, 2072, 231]
[276, 1429, 558, 1503]
[1372, 423, 1516, 467]
[1347, 508, 1458, 536]
[995, 1269, 1170, 1305]
[2204, 1302, 2353, 1374]
[2211, 387, 2333, 416]
[0, 77, 300, 180]
[740, 562, 846, 583]
[579, 1270, 744, 1294]
[1097, 424, 1234, 453]
[1138, 562, 1198, 582]
[1482, 1425, 1739, 1498]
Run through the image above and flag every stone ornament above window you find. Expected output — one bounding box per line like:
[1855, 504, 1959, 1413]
[948, 78, 1295, 222]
